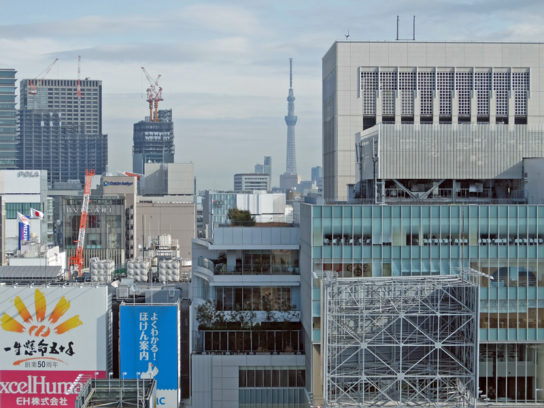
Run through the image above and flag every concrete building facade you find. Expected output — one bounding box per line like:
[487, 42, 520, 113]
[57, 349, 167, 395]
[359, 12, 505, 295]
[0, 170, 48, 253]
[192, 225, 305, 408]
[136, 197, 195, 261]
[323, 42, 544, 201]
[234, 173, 271, 192]
[140, 162, 193, 196]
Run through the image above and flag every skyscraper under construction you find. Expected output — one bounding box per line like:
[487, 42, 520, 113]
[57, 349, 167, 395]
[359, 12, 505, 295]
[18, 78, 108, 183]
[132, 109, 174, 174]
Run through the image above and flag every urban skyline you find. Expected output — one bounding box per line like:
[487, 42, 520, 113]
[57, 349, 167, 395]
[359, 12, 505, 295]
[4, 2, 544, 407]
[3, 1, 544, 189]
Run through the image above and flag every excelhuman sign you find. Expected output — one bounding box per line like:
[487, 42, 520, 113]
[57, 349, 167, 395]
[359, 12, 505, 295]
[0, 286, 109, 408]
[120, 304, 179, 408]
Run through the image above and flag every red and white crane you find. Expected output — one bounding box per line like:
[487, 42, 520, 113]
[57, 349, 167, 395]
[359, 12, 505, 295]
[76, 55, 82, 99]
[141, 67, 163, 122]
[68, 169, 95, 277]
[28, 58, 59, 95]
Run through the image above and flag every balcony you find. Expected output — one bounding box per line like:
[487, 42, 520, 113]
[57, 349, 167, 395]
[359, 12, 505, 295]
[198, 256, 299, 275]
[197, 328, 304, 355]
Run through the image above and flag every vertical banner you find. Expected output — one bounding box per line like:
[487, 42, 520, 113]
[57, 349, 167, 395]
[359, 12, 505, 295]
[120, 304, 179, 407]
[18, 221, 30, 249]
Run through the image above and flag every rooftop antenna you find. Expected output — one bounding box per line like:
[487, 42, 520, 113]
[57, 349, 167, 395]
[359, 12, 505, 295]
[345, 30, 350, 41]
[396, 15, 416, 41]
[289, 57, 293, 89]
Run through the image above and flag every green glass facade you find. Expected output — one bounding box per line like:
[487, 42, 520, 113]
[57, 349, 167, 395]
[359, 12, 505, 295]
[304, 203, 544, 403]
[0, 69, 17, 169]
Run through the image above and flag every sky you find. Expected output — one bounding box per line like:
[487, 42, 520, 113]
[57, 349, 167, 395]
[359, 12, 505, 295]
[2, 0, 544, 190]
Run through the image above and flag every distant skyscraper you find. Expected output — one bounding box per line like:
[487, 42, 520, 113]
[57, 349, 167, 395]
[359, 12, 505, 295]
[264, 156, 272, 176]
[311, 166, 323, 189]
[285, 58, 297, 175]
[133, 109, 174, 174]
[311, 166, 322, 183]
[0, 69, 18, 169]
[254, 156, 272, 176]
[18, 78, 108, 183]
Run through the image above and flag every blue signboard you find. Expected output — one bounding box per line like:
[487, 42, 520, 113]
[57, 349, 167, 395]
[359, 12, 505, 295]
[120, 305, 179, 393]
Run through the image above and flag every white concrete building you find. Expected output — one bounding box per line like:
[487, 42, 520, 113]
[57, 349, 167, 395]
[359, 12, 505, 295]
[0, 170, 48, 254]
[323, 41, 544, 201]
[141, 162, 194, 196]
[191, 226, 305, 408]
[234, 173, 271, 192]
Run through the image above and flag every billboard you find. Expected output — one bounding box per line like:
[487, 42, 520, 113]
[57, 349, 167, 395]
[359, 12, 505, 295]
[120, 304, 179, 408]
[0, 286, 109, 407]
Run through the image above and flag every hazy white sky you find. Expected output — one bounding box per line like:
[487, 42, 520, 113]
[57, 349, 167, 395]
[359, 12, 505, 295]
[2, 0, 544, 189]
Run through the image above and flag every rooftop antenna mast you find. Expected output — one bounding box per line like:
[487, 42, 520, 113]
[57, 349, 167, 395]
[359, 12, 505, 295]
[396, 15, 416, 41]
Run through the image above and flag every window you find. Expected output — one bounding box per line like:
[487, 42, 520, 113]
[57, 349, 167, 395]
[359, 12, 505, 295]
[493, 70, 510, 119]
[361, 70, 378, 115]
[239, 367, 305, 388]
[418, 70, 434, 118]
[5, 203, 42, 219]
[399, 70, 416, 116]
[380, 70, 397, 116]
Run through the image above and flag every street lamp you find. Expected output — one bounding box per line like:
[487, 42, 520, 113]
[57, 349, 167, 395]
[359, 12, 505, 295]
[136, 372, 141, 408]
[121, 372, 127, 408]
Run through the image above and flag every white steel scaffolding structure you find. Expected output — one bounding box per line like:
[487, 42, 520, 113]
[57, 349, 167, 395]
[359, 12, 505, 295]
[323, 275, 478, 408]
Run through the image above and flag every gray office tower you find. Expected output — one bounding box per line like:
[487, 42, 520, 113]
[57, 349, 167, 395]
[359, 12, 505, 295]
[18, 79, 107, 183]
[0, 69, 18, 169]
[132, 109, 174, 174]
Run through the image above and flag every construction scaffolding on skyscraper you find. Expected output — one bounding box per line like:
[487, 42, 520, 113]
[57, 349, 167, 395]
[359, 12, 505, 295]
[322, 274, 478, 408]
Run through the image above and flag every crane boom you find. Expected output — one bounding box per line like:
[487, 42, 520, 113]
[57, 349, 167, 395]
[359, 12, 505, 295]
[28, 58, 59, 95]
[68, 169, 95, 277]
[76, 56, 82, 99]
[141, 66, 163, 122]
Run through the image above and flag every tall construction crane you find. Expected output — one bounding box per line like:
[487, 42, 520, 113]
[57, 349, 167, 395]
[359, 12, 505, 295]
[141, 67, 163, 122]
[28, 58, 59, 95]
[76, 56, 82, 99]
[68, 169, 95, 278]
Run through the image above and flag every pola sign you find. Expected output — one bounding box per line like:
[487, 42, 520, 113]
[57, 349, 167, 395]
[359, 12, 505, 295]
[0, 286, 109, 408]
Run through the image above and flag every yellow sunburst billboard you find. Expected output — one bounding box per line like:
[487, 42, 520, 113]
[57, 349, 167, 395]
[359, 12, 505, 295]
[0, 286, 110, 408]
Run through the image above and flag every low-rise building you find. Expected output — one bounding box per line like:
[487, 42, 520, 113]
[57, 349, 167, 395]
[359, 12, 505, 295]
[191, 224, 305, 408]
[234, 173, 271, 192]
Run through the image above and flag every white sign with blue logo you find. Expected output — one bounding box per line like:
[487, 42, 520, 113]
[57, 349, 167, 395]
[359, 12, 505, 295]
[120, 304, 179, 407]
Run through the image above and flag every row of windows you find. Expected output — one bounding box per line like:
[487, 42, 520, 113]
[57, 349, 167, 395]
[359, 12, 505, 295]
[480, 309, 544, 329]
[215, 287, 293, 311]
[239, 388, 307, 407]
[239, 368, 305, 388]
[479, 344, 543, 403]
[201, 329, 304, 354]
[5, 203, 42, 220]
[361, 68, 529, 118]
[322, 234, 544, 246]
[313, 260, 544, 287]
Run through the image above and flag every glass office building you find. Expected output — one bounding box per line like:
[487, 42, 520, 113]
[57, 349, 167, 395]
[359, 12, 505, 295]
[301, 203, 544, 404]
[0, 69, 17, 169]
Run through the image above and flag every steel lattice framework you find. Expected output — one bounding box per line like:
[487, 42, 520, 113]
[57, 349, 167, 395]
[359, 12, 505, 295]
[323, 275, 478, 408]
